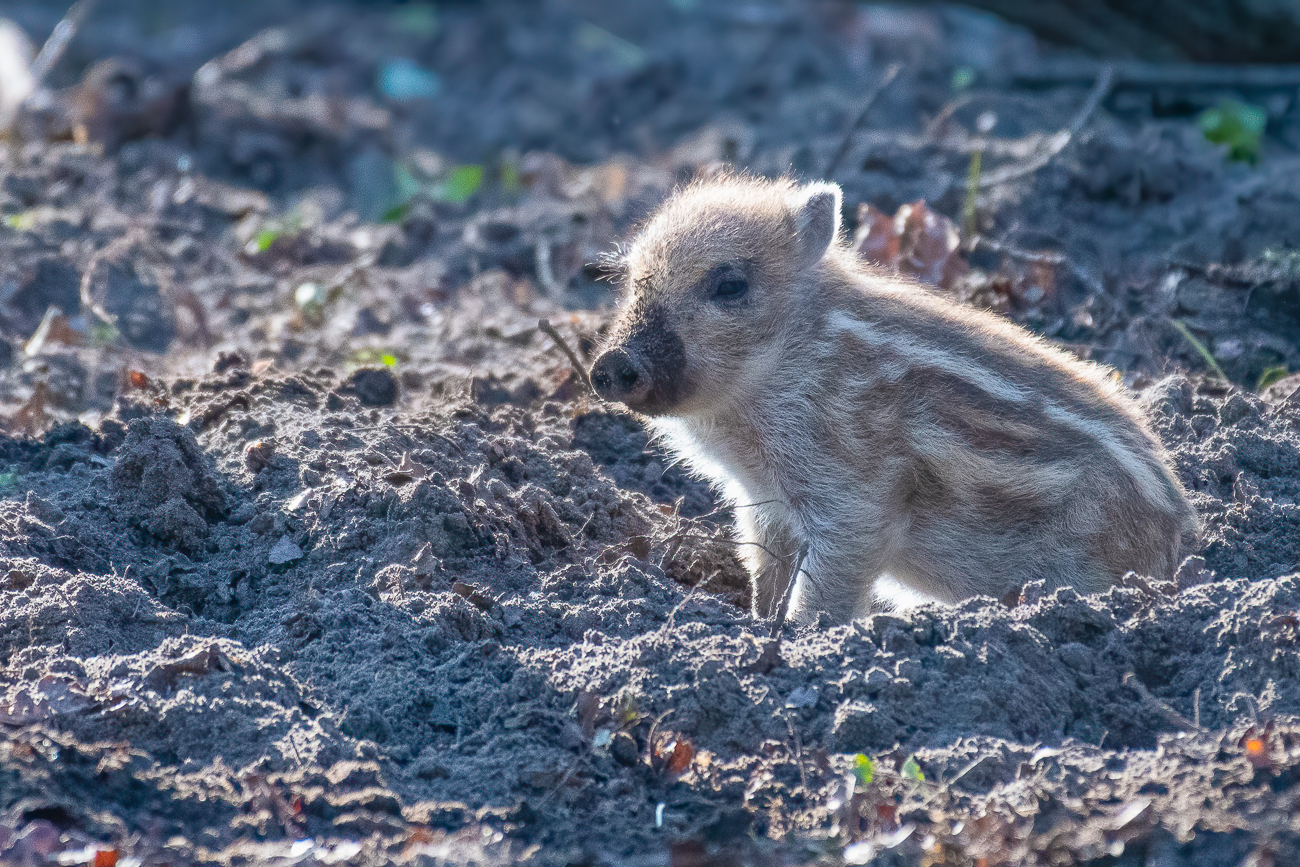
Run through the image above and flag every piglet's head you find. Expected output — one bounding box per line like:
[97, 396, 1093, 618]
[590, 175, 842, 416]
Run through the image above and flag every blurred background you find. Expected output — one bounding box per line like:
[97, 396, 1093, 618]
[1, 0, 1298, 429]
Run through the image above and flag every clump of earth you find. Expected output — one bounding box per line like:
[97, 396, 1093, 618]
[0, 1, 1299, 865]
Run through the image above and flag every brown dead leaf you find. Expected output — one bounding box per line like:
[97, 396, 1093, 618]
[34, 675, 95, 714]
[0, 692, 42, 726]
[651, 734, 695, 781]
[145, 643, 232, 691]
[244, 440, 275, 473]
[895, 201, 968, 289]
[853, 200, 968, 290]
[575, 690, 601, 738]
[10, 381, 50, 436]
[384, 453, 427, 485]
[0, 675, 97, 726]
[854, 203, 899, 267]
[452, 581, 494, 612]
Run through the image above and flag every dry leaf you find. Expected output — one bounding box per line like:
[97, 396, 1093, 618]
[852, 200, 968, 290]
[652, 734, 695, 781]
[854, 203, 899, 267]
[452, 581, 493, 612]
[10, 381, 50, 436]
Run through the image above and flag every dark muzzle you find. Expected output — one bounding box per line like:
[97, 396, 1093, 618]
[589, 306, 687, 414]
[590, 348, 650, 405]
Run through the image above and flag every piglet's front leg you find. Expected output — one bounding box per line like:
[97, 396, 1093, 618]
[734, 507, 801, 619]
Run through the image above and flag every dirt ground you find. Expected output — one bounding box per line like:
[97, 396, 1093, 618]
[1, 1, 1299, 865]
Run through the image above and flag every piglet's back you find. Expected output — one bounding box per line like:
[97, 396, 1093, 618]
[809, 256, 1196, 593]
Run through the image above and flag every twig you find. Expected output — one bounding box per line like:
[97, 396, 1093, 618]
[970, 234, 1106, 298]
[922, 754, 989, 807]
[538, 318, 594, 394]
[660, 563, 723, 633]
[978, 65, 1114, 189]
[537, 753, 588, 807]
[824, 63, 903, 179]
[971, 236, 1063, 266]
[1170, 319, 1228, 381]
[1123, 672, 1201, 732]
[535, 241, 561, 295]
[1015, 58, 1300, 90]
[770, 543, 808, 639]
[961, 149, 982, 240]
[28, 0, 96, 86]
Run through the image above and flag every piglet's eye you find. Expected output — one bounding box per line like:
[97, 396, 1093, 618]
[713, 277, 748, 300]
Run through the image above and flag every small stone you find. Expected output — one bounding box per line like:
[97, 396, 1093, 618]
[343, 367, 398, 408]
[244, 440, 275, 473]
[268, 534, 303, 565]
[610, 731, 639, 766]
[785, 685, 819, 709]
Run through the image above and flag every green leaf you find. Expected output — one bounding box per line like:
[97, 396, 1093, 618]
[1258, 366, 1289, 391]
[617, 693, 640, 725]
[349, 348, 401, 369]
[4, 212, 35, 231]
[254, 229, 281, 253]
[500, 159, 521, 196]
[851, 754, 874, 786]
[90, 320, 120, 347]
[1171, 319, 1229, 381]
[1199, 99, 1266, 164]
[902, 756, 924, 783]
[380, 201, 411, 224]
[439, 165, 483, 204]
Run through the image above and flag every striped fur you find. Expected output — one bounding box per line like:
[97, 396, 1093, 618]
[594, 175, 1198, 624]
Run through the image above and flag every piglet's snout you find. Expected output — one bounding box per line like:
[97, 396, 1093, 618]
[590, 348, 651, 406]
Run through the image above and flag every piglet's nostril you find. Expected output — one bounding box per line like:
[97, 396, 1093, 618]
[591, 350, 641, 402]
[615, 362, 638, 391]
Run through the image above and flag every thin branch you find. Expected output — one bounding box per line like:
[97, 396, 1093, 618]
[978, 65, 1114, 189]
[1016, 58, 1300, 90]
[824, 62, 903, 179]
[970, 234, 1106, 298]
[538, 318, 594, 394]
[1123, 672, 1202, 733]
[770, 543, 808, 639]
[29, 0, 96, 86]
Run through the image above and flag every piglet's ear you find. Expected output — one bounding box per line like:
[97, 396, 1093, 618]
[789, 181, 842, 269]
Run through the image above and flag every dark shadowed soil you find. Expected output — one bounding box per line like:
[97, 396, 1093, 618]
[1, 1, 1299, 865]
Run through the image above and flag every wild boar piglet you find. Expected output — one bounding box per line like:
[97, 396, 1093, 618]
[590, 175, 1197, 624]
